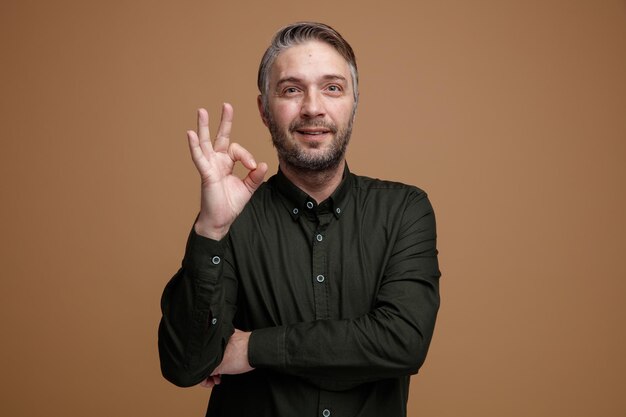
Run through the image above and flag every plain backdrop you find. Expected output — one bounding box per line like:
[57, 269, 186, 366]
[1, 1, 625, 416]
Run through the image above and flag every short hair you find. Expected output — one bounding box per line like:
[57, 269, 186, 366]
[257, 22, 359, 113]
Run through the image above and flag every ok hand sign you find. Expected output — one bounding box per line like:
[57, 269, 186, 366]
[187, 104, 268, 240]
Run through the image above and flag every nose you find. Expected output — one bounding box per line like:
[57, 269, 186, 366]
[300, 90, 325, 118]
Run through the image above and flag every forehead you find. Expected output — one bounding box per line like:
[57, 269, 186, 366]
[269, 40, 351, 84]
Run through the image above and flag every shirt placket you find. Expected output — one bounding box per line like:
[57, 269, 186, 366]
[311, 212, 332, 320]
[311, 212, 336, 417]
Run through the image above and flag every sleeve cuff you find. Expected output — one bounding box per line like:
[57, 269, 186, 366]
[248, 326, 286, 369]
[182, 227, 227, 279]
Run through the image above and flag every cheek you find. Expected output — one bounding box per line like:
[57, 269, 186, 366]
[329, 102, 354, 124]
[271, 101, 300, 125]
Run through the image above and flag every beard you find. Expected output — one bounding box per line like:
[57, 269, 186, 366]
[267, 112, 353, 173]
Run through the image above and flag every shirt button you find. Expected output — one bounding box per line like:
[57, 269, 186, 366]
[316, 275, 325, 283]
[322, 409, 331, 417]
[335, 207, 341, 214]
[306, 201, 314, 209]
[211, 317, 218, 325]
[292, 208, 299, 215]
[211, 256, 221, 265]
[316, 234, 323, 242]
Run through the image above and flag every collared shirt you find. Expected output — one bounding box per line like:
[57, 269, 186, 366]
[159, 165, 441, 417]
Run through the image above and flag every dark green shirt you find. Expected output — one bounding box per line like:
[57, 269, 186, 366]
[159, 166, 441, 417]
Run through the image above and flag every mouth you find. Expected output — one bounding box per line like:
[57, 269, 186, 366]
[294, 128, 332, 136]
[290, 120, 337, 140]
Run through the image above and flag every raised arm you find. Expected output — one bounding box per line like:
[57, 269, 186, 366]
[158, 105, 267, 387]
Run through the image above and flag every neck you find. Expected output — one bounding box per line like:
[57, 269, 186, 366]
[279, 159, 345, 203]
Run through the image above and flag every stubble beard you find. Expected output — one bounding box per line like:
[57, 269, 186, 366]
[267, 112, 353, 174]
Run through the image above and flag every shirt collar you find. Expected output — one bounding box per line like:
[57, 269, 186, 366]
[273, 164, 352, 221]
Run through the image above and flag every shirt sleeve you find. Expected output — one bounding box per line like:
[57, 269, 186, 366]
[247, 190, 440, 391]
[158, 226, 238, 387]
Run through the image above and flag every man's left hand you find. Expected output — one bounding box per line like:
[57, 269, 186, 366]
[199, 329, 253, 388]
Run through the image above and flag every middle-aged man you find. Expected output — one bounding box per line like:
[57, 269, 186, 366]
[158, 22, 441, 417]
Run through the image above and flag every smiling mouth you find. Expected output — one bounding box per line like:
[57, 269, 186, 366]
[291, 121, 337, 137]
[295, 129, 331, 136]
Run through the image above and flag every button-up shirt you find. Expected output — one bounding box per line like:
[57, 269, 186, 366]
[159, 166, 441, 417]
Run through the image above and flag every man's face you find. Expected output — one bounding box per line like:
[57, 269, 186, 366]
[262, 40, 356, 172]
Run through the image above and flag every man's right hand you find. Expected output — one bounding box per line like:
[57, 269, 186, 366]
[187, 104, 268, 240]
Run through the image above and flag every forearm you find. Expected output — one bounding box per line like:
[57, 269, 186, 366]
[249, 281, 438, 390]
[158, 228, 236, 387]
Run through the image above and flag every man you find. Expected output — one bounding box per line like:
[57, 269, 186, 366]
[158, 22, 440, 417]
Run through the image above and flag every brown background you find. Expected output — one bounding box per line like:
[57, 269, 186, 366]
[1, 0, 625, 416]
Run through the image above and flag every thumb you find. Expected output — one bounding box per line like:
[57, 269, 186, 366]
[243, 162, 268, 193]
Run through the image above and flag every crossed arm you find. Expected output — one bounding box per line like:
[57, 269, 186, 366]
[159, 194, 439, 390]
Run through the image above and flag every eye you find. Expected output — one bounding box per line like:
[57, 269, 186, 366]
[325, 84, 343, 96]
[282, 87, 301, 95]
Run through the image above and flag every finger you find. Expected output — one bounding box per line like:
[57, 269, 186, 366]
[213, 375, 222, 385]
[228, 143, 257, 170]
[186, 130, 211, 173]
[213, 103, 233, 152]
[243, 162, 268, 194]
[199, 377, 215, 388]
[196, 108, 213, 156]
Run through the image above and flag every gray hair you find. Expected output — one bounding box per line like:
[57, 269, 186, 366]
[257, 22, 359, 115]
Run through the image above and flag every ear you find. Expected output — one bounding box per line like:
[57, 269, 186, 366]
[257, 95, 269, 127]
